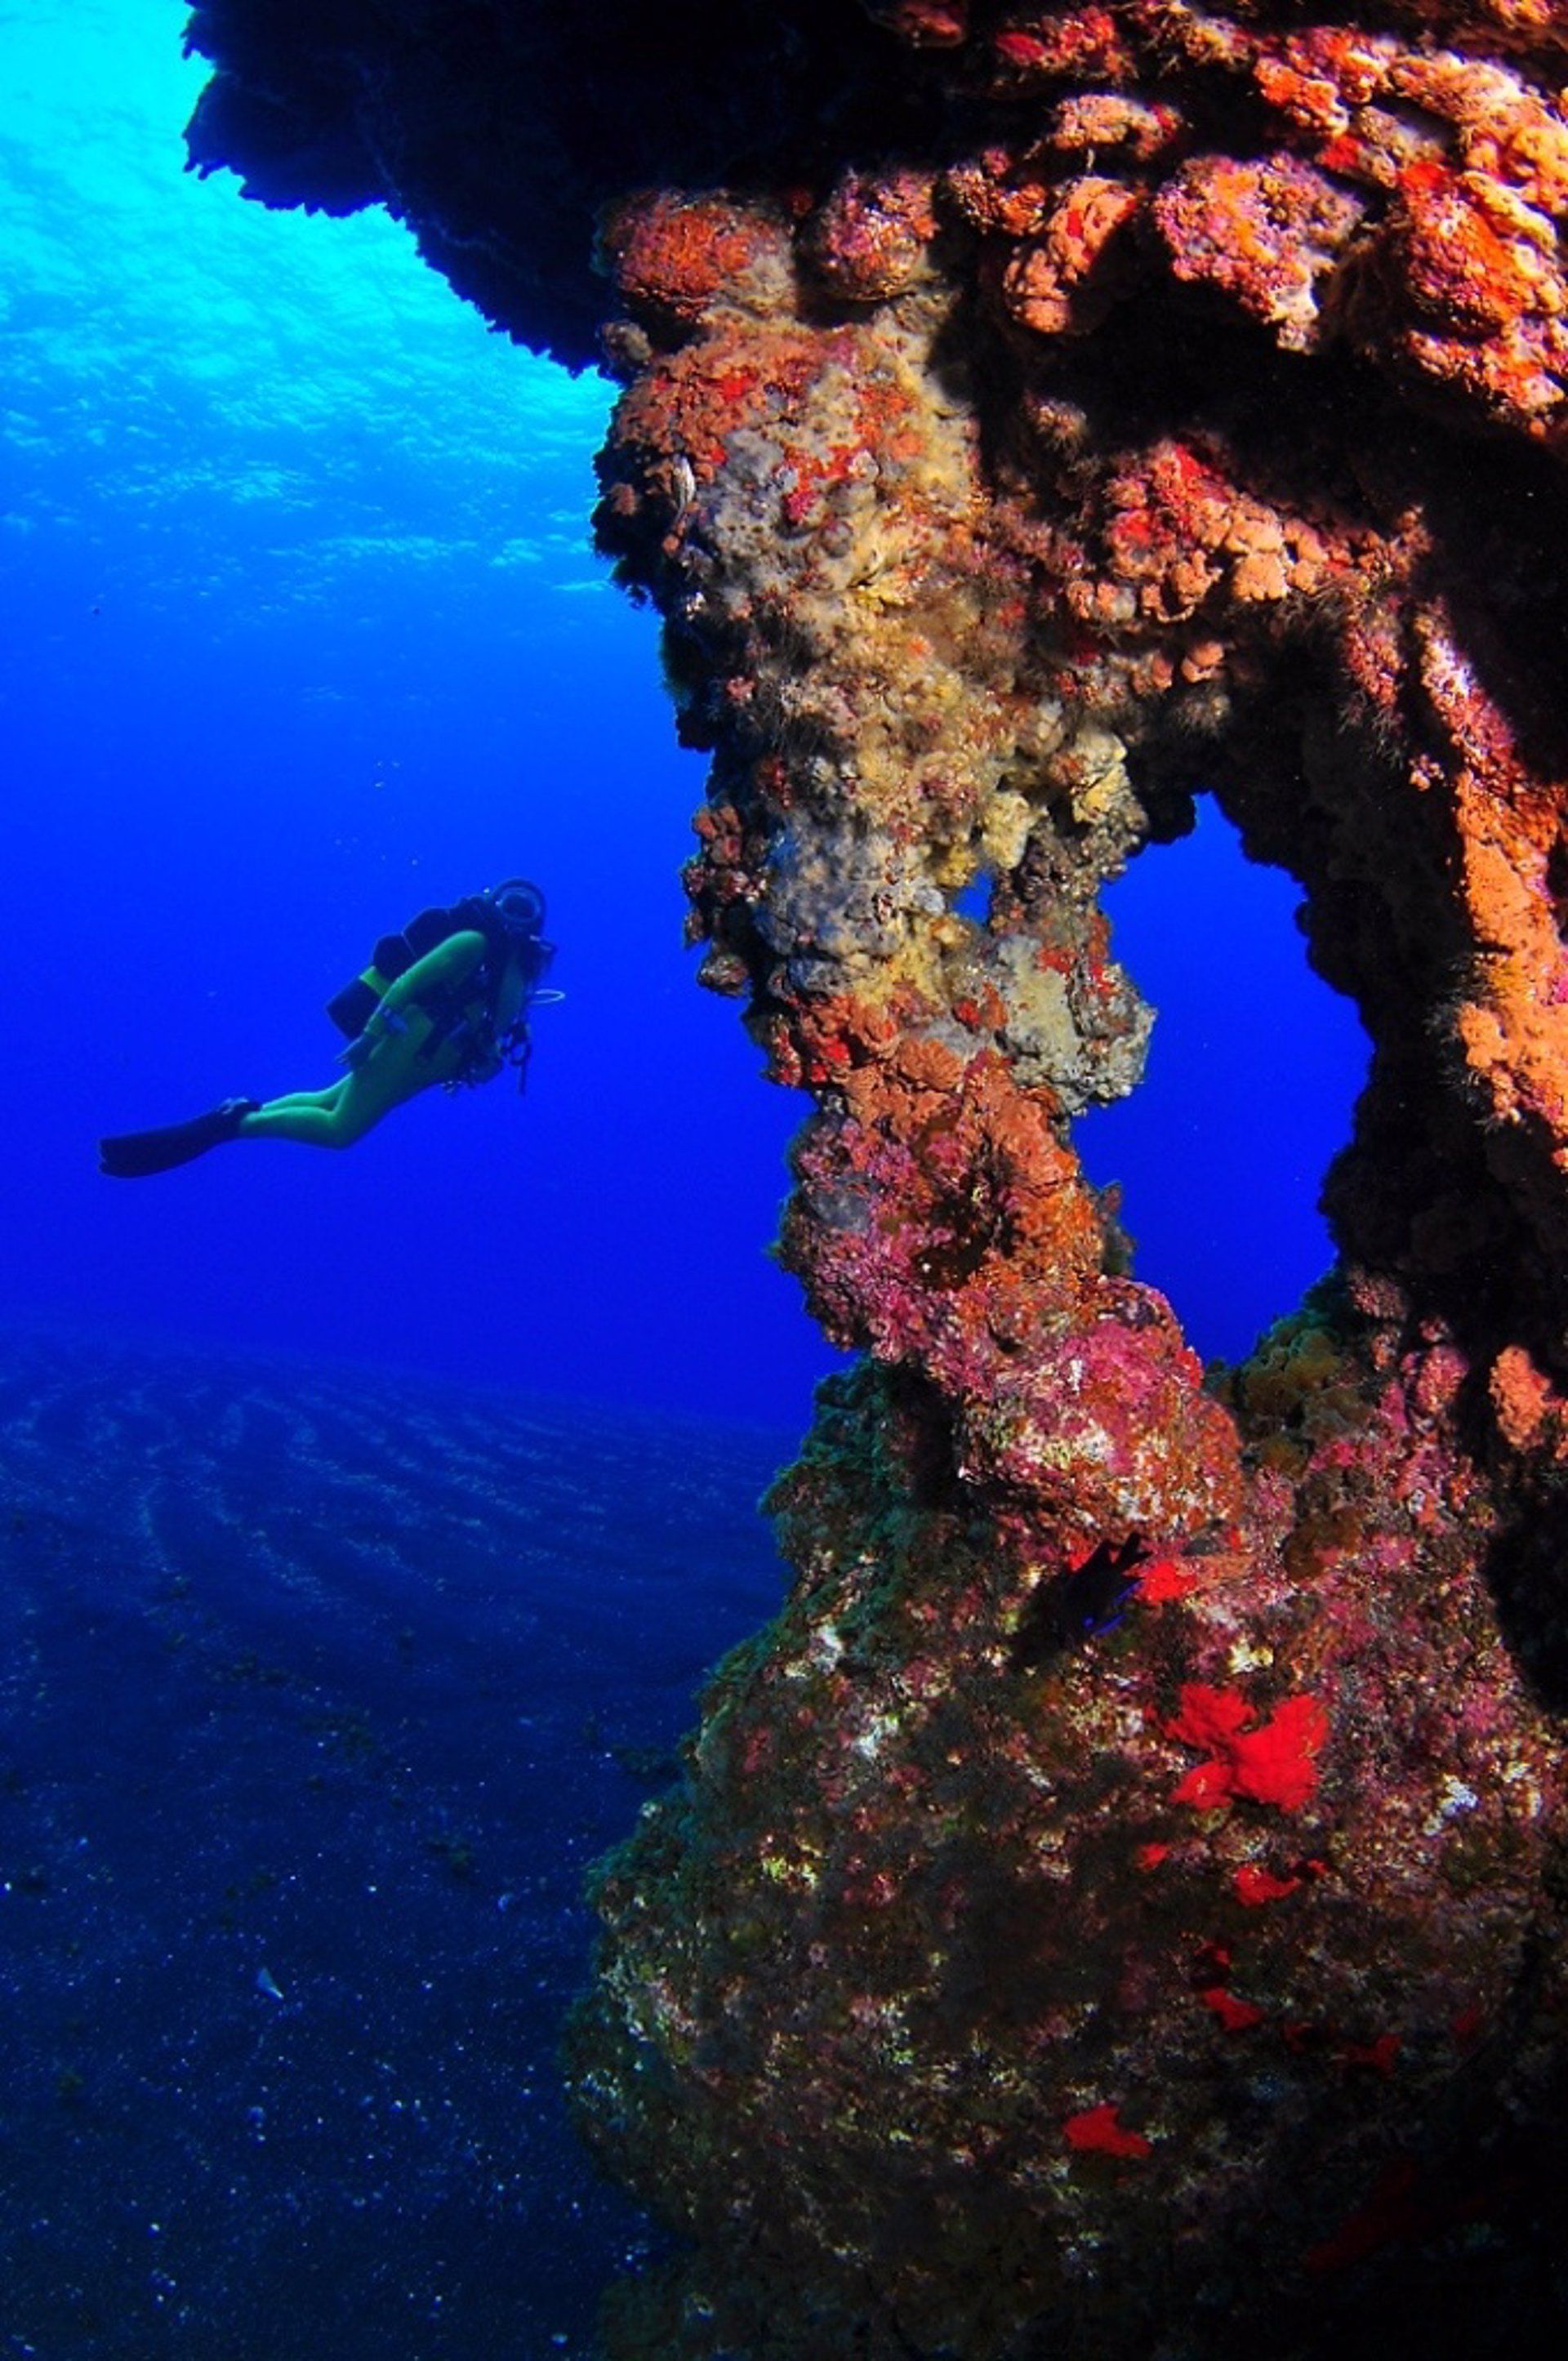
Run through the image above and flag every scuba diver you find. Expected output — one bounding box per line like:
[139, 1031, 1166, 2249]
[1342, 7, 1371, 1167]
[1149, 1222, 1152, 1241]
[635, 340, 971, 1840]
[99, 879, 557, 1178]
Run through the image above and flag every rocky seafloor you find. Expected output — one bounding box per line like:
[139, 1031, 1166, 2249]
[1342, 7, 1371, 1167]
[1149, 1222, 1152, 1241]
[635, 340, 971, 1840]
[181, 5, 1568, 2354]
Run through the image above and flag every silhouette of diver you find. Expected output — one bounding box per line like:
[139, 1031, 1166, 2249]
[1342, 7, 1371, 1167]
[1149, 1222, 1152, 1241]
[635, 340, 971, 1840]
[99, 879, 557, 1178]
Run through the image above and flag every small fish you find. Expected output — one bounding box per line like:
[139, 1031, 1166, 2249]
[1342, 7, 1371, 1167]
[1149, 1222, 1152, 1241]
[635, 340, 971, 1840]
[1011, 1536, 1148, 1669]
[255, 1964, 285, 2003]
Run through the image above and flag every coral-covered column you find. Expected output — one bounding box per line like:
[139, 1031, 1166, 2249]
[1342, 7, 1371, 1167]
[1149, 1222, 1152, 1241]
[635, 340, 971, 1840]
[568, 14, 1568, 2356]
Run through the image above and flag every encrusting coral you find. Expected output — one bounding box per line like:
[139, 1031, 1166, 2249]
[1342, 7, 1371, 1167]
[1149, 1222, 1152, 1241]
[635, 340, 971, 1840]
[185, 3, 1568, 2353]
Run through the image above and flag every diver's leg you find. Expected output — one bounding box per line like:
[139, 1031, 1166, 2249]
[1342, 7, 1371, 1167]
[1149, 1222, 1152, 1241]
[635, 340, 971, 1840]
[230, 1080, 347, 1143]
[257, 1082, 350, 1113]
[236, 1054, 421, 1148]
[233, 1103, 339, 1146]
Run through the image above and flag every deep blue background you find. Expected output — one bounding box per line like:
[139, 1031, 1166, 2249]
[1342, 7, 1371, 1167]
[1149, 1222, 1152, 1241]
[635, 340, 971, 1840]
[1, 3, 1370, 1426]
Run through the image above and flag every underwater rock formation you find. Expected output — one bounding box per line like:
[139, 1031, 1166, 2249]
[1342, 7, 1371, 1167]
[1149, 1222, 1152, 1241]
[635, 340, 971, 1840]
[186, 4, 1568, 2354]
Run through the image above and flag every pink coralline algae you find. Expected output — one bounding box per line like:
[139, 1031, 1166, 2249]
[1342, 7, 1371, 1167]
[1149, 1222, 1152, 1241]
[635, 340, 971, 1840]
[185, 2, 1568, 2355]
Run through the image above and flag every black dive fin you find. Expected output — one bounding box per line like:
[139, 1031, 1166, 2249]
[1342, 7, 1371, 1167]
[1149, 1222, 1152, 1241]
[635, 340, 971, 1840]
[98, 1098, 258, 1179]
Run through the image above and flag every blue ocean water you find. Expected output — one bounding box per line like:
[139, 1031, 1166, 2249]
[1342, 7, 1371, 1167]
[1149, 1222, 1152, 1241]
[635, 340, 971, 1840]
[0, 4, 1370, 2353]
[1077, 801, 1371, 1358]
[2, 0, 834, 1429]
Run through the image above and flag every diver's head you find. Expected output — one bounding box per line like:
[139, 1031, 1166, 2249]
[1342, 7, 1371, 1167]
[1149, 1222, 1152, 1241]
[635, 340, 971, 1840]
[487, 878, 546, 940]
[477, 877, 554, 990]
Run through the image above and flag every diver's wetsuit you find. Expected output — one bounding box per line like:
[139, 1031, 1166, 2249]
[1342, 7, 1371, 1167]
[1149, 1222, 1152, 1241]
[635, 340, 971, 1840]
[237, 929, 525, 1148]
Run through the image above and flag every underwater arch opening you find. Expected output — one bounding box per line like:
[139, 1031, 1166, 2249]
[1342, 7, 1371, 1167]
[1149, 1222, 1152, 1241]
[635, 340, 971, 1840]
[1075, 798, 1370, 1364]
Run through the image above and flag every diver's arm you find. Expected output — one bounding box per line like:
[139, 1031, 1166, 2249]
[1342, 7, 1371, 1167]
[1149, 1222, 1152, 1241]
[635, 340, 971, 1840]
[341, 929, 489, 1065]
[369, 930, 488, 1029]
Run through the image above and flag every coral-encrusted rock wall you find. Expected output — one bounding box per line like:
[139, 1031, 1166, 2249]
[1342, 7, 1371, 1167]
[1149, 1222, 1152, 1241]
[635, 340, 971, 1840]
[186, 4, 1568, 2353]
